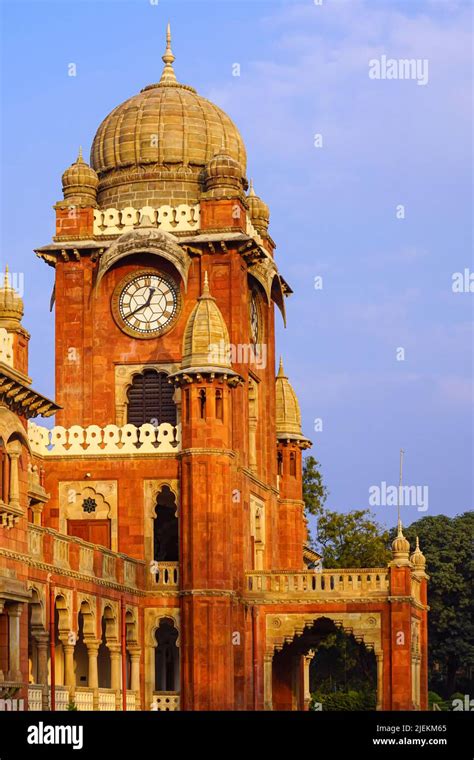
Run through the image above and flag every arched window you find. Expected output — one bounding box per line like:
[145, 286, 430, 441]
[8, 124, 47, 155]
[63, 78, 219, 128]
[155, 619, 179, 692]
[127, 370, 176, 427]
[153, 486, 178, 563]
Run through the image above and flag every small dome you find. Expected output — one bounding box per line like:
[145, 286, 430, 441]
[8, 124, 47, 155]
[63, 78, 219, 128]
[179, 273, 236, 375]
[62, 147, 99, 205]
[391, 521, 411, 561]
[247, 180, 270, 235]
[0, 266, 23, 325]
[275, 358, 310, 444]
[410, 536, 426, 569]
[203, 150, 245, 197]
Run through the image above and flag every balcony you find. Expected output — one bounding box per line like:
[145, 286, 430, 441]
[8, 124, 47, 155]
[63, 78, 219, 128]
[245, 570, 390, 599]
[27, 524, 144, 589]
[150, 561, 179, 590]
[28, 421, 181, 457]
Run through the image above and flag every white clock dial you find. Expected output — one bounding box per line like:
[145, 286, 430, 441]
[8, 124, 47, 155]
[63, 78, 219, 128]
[118, 272, 178, 336]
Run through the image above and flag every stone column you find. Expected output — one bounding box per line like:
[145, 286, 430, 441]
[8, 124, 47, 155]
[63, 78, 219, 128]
[376, 652, 384, 711]
[35, 633, 49, 685]
[109, 645, 121, 691]
[7, 603, 23, 681]
[86, 640, 99, 688]
[302, 651, 315, 711]
[7, 448, 21, 509]
[30, 504, 43, 526]
[86, 640, 100, 710]
[263, 652, 273, 711]
[61, 642, 75, 687]
[129, 647, 141, 694]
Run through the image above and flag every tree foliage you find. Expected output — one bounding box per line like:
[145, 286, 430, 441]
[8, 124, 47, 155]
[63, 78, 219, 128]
[315, 509, 391, 568]
[303, 456, 328, 516]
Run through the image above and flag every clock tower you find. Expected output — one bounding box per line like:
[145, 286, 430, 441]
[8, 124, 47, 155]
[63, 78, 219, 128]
[12, 25, 427, 713]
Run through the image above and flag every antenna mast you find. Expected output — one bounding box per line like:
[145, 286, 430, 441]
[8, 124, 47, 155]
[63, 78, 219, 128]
[398, 448, 405, 528]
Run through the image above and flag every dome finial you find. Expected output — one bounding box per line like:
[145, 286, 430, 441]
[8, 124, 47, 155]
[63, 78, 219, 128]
[77, 145, 83, 163]
[202, 271, 210, 296]
[159, 22, 177, 84]
[277, 356, 285, 378]
[249, 178, 256, 197]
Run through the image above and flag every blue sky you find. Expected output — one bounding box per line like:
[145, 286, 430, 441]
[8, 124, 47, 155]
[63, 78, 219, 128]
[0, 0, 472, 529]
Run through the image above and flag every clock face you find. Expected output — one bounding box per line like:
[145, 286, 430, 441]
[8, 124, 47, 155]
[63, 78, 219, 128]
[112, 271, 179, 338]
[250, 292, 260, 346]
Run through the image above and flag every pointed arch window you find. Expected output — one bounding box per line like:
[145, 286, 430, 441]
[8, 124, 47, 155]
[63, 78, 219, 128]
[127, 369, 177, 427]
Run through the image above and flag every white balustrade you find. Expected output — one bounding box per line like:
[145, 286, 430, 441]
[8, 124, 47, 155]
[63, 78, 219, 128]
[151, 692, 180, 711]
[98, 689, 117, 711]
[246, 570, 390, 597]
[28, 686, 43, 711]
[28, 422, 181, 457]
[48, 686, 69, 710]
[74, 688, 94, 711]
[93, 204, 200, 235]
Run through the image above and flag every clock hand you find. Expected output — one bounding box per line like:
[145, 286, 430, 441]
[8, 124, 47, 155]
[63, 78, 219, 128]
[125, 288, 156, 318]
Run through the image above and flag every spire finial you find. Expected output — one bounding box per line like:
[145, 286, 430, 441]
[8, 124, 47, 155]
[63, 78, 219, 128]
[159, 23, 177, 84]
[3, 265, 9, 288]
[249, 178, 256, 197]
[277, 357, 286, 377]
[77, 146, 83, 163]
[203, 271, 210, 294]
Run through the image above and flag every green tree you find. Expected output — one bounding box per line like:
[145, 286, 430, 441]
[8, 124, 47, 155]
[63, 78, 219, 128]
[315, 509, 391, 568]
[393, 512, 474, 697]
[303, 455, 328, 516]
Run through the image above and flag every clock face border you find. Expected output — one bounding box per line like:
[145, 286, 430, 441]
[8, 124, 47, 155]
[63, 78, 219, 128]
[111, 269, 181, 340]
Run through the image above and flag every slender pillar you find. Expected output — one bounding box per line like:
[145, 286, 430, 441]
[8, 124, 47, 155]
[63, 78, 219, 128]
[8, 449, 21, 508]
[264, 652, 273, 711]
[129, 647, 141, 693]
[2, 453, 9, 503]
[61, 642, 75, 687]
[35, 634, 49, 684]
[7, 603, 23, 681]
[376, 652, 383, 711]
[302, 651, 315, 711]
[86, 641, 99, 688]
[109, 644, 121, 691]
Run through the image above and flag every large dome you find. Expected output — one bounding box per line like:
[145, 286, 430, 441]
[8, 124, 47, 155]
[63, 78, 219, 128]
[90, 26, 247, 209]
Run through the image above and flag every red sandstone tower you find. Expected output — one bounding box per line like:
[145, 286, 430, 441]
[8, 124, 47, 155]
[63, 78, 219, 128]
[0, 27, 428, 712]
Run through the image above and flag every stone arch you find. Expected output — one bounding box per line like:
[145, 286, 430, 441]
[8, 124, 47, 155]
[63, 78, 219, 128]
[144, 607, 180, 708]
[0, 407, 31, 453]
[152, 485, 178, 563]
[94, 227, 190, 292]
[264, 611, 382, 711]
[153, 617, 180, 694]
[101, 603, 119, 644]
[126, 368, 177, 428]
[78, 599, 96, 640]
[144, 480, 179, 583]
[28, 587, 47, 686]
[125, 608, 138, 645]
[114, 363, 180, 426]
